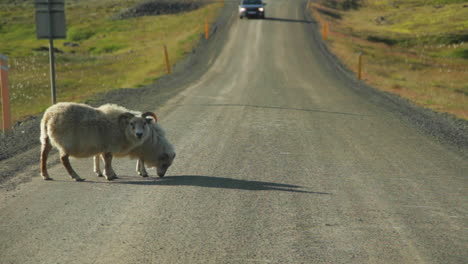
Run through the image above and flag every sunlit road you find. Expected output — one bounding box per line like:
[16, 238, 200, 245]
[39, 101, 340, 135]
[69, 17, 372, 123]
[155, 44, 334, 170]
[1, 0, 467, 263]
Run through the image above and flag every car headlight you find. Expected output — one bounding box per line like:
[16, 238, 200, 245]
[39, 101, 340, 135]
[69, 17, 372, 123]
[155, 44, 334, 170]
[259, 7, 264, 12]
[240, 7, 246, 12]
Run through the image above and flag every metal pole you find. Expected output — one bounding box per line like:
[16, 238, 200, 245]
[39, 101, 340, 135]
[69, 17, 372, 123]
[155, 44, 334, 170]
[47, 0, 57, 104]
[49, 38, 57, 104]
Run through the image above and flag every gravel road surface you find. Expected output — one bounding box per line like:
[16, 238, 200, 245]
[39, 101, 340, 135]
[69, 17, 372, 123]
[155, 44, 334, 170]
[1, 0, 467, 263]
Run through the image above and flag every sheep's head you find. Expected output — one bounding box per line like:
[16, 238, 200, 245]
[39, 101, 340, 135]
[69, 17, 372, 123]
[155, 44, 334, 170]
[119, 112, 155, 143]
[156, 152, 176, 177]
[144, 134, 176, 177]
[135, 120, 175, 177]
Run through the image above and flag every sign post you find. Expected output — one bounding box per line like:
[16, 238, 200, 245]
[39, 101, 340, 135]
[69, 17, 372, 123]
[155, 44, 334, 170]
[0, 54, 11, 132]
[35, 0, 66, 105]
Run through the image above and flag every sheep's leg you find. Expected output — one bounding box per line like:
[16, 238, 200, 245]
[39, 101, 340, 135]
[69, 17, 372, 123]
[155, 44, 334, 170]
[137, 158, 148, 177]
[93, 155, 104, 177]
[102, 152, 117, 180]
[40, 138, 53, 180]
[60, 154, 85, 182]
[135, 159, 140, 175]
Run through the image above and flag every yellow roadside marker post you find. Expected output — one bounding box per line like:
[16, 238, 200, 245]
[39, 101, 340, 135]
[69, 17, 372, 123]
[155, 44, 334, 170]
[163, 45, 171, 74]
[0, 54, 11, 132]
[358, 52, 363, 80]
[205, 19, 210, 40]
[323, 22, 328, 41]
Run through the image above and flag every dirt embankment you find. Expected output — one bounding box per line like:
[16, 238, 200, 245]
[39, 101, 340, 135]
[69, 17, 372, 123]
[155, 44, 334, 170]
[308, 0, 468, 120]
[115, 0, 208, 19]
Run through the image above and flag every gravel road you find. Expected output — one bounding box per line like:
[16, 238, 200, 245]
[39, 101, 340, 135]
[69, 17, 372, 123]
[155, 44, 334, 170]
[1, 0, 467, 263]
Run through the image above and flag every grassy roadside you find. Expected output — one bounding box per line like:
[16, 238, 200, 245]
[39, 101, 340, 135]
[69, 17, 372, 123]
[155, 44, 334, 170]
[308, 0, 468, 120]
[0, 0, 222, 129]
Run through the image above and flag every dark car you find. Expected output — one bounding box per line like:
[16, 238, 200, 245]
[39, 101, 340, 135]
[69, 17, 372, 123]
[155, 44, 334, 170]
[239, 0, 266, 19]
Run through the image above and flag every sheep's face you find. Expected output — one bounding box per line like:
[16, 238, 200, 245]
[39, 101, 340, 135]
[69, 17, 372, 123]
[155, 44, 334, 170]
[156, 152, 176, 177]
[130, 117, 151, 140]
[119, 113, 152, 143]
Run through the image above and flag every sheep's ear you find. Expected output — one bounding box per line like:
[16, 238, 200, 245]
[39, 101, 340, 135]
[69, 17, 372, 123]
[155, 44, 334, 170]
[118, 112, 134, 125]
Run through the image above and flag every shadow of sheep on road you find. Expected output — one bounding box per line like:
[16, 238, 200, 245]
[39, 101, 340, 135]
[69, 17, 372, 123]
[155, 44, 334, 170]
[110, 175, 332, 194]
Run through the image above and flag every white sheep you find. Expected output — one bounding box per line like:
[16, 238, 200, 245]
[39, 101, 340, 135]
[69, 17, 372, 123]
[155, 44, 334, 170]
[40, 102, 156, 181]
[131, 122, 176, 177]
[94, 121, 176, 178]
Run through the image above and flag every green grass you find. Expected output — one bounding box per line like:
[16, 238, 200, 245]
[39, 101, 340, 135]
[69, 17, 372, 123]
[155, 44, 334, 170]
[68, 28, 96, 42]
[311, 0, 468, 119]
[0, 0, 222, 128]
[451, 49, 468, 59]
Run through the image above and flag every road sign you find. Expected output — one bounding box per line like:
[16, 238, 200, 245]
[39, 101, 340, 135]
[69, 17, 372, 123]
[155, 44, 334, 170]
[35, 0, 66, 104]
[35, 0, 66, 39]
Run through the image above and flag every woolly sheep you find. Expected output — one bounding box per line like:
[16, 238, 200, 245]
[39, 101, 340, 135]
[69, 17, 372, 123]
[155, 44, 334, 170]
[40, 102, 156, 181]
[94, 121, 176, 178]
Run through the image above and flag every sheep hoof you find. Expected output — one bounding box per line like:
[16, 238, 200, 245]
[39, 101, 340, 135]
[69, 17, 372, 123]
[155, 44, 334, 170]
[96, 173, 104, 177]
[42, 175, 53, 181]
[74, 178, 85, 182]
[139, 172, 148, 177]
[105, 175, 117, 181]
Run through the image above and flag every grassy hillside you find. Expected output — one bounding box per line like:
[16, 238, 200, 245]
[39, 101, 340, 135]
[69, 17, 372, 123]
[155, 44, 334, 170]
[309, 0, 468, 119]
[0, 0, 222, 128]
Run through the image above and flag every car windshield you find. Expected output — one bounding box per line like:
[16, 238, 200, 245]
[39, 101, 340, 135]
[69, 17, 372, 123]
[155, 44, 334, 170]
[243, 0, 262, 5]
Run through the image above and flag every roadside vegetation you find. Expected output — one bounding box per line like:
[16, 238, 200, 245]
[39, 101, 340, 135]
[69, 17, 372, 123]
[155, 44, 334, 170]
[0, 0, 222, 129]
[309, 0, 468, 120]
